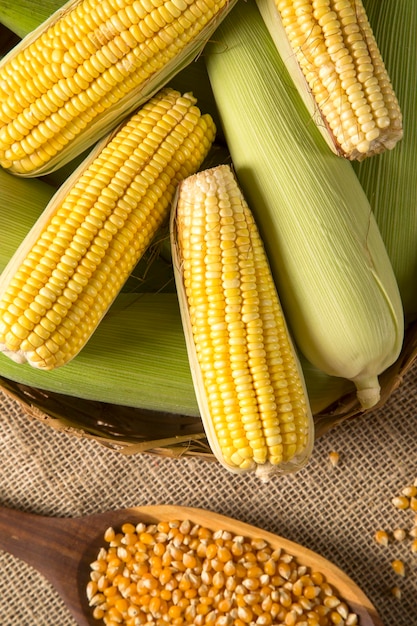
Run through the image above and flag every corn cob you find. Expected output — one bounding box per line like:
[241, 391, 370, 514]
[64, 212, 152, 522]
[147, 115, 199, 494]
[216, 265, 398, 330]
[205, 0, 404, 410]
[171, 164, 314, 479]
[0, 0, 236, 176]
[353, 1, 417, 324]
[256, 0, 402, 160]
[0, 88, 216, 370]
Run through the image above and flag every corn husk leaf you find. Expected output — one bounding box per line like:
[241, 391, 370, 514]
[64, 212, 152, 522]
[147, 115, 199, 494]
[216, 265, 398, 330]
[0, 0, 65, 37]
[353, 1, 417, 324]
[0, 168, 55, 270]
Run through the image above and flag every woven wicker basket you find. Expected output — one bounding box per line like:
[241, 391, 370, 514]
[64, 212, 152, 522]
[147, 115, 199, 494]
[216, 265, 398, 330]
[2, 319, 417, 462]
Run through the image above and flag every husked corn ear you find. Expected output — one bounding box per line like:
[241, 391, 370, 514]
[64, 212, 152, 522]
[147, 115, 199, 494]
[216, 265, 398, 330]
[171, 165, 314, 480]
[0, 0, 236, 176]
[0, 88, 216, 370]
[256, 0, 402, 160]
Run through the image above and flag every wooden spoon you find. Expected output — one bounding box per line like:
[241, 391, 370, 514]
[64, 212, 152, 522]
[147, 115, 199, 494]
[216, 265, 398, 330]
[0, 504, 384, 626]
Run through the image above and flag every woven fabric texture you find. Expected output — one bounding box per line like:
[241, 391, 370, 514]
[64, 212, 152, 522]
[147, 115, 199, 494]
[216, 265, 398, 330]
[0, 365, 416, 626]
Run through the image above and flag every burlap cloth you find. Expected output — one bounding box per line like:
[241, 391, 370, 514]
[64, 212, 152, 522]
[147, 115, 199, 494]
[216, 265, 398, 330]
[0, 365, 416, 626]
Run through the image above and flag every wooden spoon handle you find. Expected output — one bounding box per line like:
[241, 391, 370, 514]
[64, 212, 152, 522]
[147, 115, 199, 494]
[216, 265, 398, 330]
[0, 507, 87, 573]
[0, 506, 96, 625]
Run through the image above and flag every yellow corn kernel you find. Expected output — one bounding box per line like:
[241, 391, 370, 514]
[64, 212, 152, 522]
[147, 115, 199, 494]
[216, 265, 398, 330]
[328, 451, 340, 467]
[392, 528, 406, 542]
[0, 88, 215, 370]
[392, 496, 410, 510]
[391, 559, 405, 577]
[390, 586, 401, 600]
[0, 0, 236, 176]
[257, 0, 402, 159]
[171, 164, 314, 480]
[373, 530, 389, 547]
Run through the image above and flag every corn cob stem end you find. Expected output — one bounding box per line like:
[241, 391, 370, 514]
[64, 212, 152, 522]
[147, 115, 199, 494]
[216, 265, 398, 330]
[354, 376, 381, 410]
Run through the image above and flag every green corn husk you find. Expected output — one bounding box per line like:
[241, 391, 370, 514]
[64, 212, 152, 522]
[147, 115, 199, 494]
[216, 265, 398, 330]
[298, 355, 355, 416]
[0, 292, 199, 415]
[0, 0, 65, 37]
[353, 1, 417, 325]
[205, 0, 404, 410]
[0, 168, 55, 269]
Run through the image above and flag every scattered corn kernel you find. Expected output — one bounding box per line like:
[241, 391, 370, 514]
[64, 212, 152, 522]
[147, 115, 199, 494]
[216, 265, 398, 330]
[392, 528, 406, 542]
[88, 519, 359, 625]
[392, 496, 410, 510]
[391, 586, 402, 600]
[328, 451, 340, 467]
[411, 539, 417, 554]
[391, 559, 406, 577]
[374, 530, 389, 546]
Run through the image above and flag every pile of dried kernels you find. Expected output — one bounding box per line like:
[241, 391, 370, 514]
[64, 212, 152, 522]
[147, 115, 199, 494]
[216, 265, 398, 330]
[87, 518, 359, 626]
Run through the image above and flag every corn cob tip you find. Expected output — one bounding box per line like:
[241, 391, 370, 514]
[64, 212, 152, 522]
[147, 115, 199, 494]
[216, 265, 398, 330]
[354, 376, 381, 410]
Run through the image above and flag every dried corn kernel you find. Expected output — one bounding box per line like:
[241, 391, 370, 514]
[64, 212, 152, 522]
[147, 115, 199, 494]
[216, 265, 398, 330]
[392, 496, 410, 510]
[401, 485, 417, 498]
[328, 451, 340, 467]
[374, 530, 389, 546]
[391, 559, 406, 577]
[391, 586, 402, 600]
[392, 529, 406, 542]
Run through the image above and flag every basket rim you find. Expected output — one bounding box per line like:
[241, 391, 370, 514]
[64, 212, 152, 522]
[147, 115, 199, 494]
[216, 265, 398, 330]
[2, 319, 417, 458]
